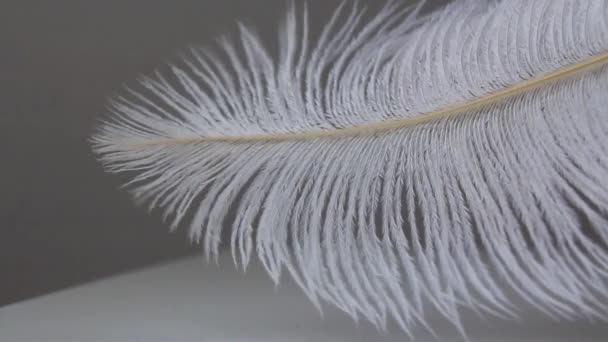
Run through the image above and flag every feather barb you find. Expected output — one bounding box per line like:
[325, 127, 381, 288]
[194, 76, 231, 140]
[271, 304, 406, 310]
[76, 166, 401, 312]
[130, 51, 608, 145]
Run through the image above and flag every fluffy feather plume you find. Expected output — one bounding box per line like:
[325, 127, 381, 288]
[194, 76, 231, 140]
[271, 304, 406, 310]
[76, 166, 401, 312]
[92, 0, 608, 335]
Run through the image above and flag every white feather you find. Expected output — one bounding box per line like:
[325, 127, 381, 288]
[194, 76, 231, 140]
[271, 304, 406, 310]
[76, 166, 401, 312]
[92, 0, 608, 335]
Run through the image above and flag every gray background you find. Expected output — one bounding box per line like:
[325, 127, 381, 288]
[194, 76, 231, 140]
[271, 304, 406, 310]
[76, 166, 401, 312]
[1, 0, 444, 306]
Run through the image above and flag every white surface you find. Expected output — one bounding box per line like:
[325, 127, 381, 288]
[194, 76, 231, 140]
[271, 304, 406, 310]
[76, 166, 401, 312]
[1, 254, 606, 342]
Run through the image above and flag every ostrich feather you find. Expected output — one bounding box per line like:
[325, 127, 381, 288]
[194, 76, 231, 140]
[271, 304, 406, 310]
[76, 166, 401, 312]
[92, 0, 608, 335]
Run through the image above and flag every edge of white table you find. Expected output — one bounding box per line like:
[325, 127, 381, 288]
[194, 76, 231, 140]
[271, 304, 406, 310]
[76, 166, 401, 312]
[1, 254, 606, 341]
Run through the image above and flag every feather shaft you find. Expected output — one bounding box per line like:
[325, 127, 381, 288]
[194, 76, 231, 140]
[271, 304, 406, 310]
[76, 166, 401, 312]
[128, 51, 608, 145]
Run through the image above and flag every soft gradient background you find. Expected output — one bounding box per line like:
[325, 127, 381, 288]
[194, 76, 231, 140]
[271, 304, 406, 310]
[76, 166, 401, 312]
[2, 1, 608, 341]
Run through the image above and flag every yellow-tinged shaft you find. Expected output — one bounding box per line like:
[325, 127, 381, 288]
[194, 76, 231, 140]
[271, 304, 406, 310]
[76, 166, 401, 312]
[133, 52, 608, 145]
